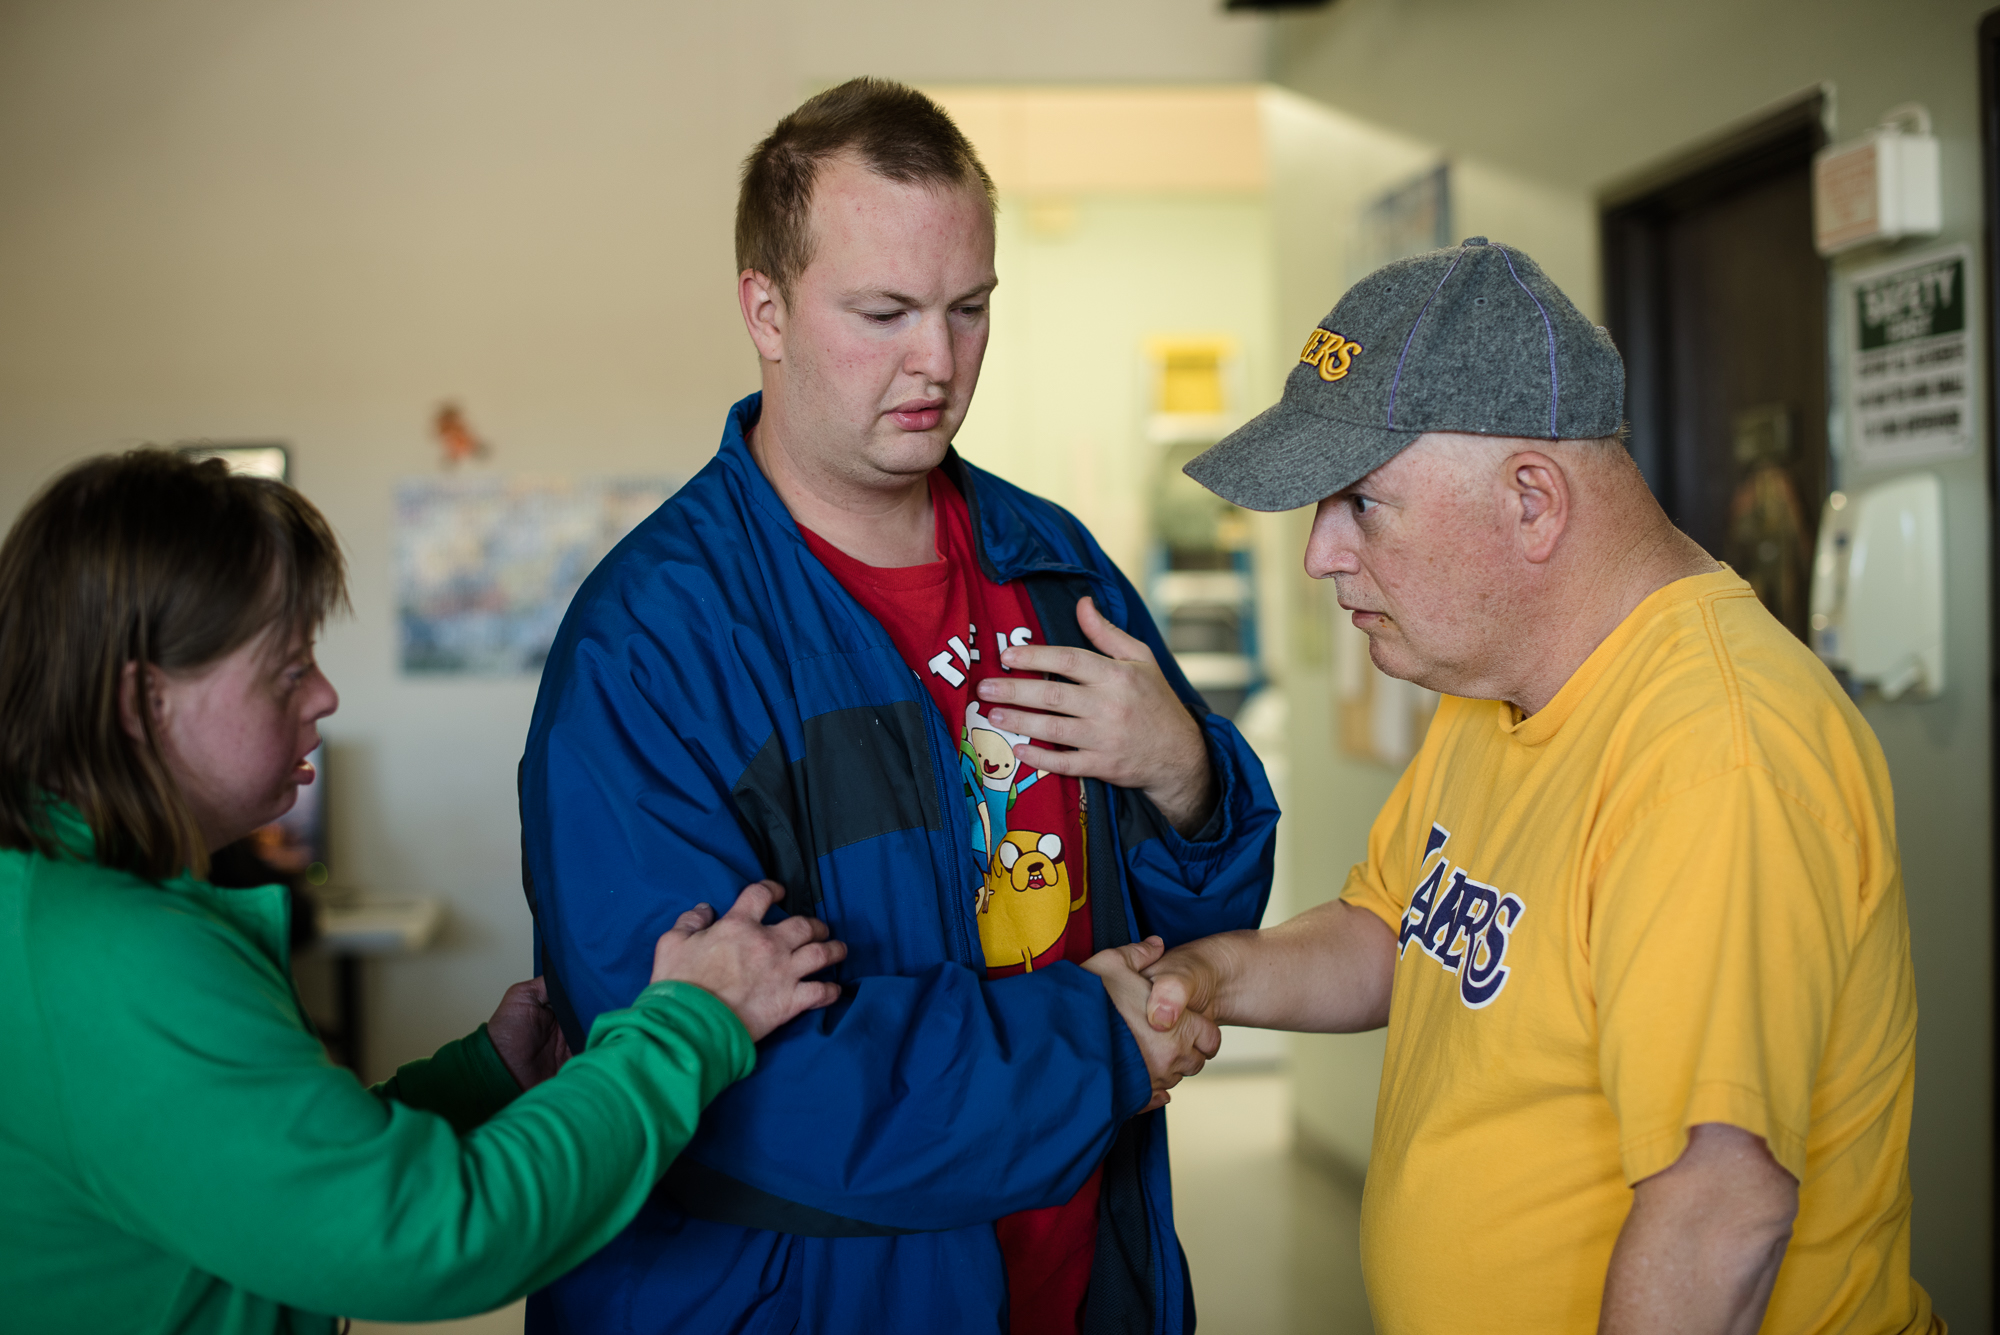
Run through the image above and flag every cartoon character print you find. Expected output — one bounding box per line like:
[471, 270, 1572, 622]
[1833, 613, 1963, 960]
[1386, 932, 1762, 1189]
[960, 701, 1043, 909]
[977, 829, 1087, 972]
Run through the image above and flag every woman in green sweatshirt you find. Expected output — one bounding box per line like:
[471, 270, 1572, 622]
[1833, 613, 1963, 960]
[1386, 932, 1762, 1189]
[0, 450, 845, 1333]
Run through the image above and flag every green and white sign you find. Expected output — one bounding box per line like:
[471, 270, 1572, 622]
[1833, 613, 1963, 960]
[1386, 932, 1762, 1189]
[1847, 244, 1973, 467]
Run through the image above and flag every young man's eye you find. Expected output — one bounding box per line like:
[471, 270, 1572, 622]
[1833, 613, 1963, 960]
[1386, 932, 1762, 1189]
[862, 310, 903, 325]
[954, 304, 987, 318]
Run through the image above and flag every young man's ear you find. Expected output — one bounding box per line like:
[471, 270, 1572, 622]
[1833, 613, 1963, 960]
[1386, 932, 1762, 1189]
[117, 660, 162, 745]
[1506, 451, 1571, 565]
[738, 269, 787, 363]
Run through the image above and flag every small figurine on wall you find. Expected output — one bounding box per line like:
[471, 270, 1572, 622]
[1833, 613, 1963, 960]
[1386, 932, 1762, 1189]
[433, 402, 491, 467]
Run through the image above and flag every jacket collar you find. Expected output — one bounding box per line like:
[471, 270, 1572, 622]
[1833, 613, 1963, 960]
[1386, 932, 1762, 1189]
[38, 800, 292, 963]
[38, 799, 93, 855]
[716, 393, 1093, 585]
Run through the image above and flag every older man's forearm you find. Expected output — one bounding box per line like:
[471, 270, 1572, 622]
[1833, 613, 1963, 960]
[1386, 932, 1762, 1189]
[1150, 900, 1395, 1035]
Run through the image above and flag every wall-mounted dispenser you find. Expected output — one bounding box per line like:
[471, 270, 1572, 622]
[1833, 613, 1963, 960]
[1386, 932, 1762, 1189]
[1808, 472, 1945, 700]
[1813, 104, 1942, 256]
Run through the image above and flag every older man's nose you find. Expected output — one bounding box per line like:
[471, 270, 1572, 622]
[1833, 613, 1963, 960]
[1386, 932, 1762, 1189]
[1305, 499, 1361, 578]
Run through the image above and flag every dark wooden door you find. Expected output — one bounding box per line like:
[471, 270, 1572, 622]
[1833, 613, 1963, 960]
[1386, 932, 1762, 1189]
[1603, 99, 1829, 640]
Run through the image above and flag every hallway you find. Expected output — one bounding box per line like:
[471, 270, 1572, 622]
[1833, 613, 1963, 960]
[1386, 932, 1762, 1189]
[351, 1069, 1374, 1334]
[1167, 1070, 1374, 1335]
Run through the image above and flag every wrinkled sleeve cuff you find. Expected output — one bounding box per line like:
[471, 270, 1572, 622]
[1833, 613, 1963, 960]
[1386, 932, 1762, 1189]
[601, 981, 758, 1093]
[371, 1024, 525, 1134]
[1105, 997, 1157, 1119]
[1132, 712, 1240, 859]
[1619, 1080, 1810, 1187]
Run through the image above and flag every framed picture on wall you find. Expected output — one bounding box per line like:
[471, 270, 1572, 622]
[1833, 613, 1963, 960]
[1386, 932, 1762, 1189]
[177, 442, 291, 483]
[1355, 162, 1451, 279]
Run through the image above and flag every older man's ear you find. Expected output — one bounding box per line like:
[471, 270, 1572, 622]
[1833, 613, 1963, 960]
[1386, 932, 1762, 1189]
[1505, 451, 1572, 565]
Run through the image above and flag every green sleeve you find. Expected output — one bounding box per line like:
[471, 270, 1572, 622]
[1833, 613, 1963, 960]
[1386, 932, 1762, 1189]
[372, 1024, 522, 1134]
[31, 888, 754, 1323]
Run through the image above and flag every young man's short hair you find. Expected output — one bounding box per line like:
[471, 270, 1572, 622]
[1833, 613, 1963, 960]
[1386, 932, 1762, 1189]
[735, 77, 996, 301]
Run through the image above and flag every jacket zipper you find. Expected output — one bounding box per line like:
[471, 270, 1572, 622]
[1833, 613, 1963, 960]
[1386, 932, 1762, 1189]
[915, 668, 979, 967]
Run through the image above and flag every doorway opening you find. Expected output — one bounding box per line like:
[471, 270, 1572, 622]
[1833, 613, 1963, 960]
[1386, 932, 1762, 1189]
[1600, 94, 1830, 640]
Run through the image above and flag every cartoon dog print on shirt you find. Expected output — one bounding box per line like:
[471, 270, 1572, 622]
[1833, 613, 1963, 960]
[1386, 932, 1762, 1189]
[977, 829, 1087, 972]
[961, 701, 1043, 906]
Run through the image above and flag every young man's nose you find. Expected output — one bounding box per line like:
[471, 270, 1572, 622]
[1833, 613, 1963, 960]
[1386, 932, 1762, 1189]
[901, 311, 956, 384]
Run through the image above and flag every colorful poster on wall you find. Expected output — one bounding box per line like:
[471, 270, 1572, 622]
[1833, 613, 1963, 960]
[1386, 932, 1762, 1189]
[1846, 244, 1974, 469]
[396, 475, 676, 674]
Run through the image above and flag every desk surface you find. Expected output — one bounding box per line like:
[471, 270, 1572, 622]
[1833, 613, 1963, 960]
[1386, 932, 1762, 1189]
[313, 899, 445, 956]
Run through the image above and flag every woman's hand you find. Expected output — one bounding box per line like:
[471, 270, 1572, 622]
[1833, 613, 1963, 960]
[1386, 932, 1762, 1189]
[487, 976, 572, 1090]
[651, 880, 846, 1041]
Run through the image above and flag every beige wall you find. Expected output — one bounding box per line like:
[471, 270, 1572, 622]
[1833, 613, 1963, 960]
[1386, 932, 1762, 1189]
[0, 0, 1272, 1078]
[929, 86, 1277, 578]
[1269, 0, 1995, 1323]
[2, 0, 1988, 1320]
[968, 190, 1276, 580]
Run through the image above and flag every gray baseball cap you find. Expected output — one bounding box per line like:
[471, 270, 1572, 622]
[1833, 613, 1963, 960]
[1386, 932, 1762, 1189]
[1186, 237, 1624, 511]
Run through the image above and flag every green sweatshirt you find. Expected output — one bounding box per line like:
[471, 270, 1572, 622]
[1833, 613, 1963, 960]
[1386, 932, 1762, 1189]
[0, 806, 755, 1333]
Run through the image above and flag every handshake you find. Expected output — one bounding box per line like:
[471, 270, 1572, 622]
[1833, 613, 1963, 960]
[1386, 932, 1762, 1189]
[624, 884, 1229, 1120]
[1083, 936, 1224, 1113]
[489, 878, 1225, 1121]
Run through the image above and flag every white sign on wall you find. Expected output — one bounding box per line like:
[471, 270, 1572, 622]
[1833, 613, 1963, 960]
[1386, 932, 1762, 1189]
[1845, 243, 1974, 468]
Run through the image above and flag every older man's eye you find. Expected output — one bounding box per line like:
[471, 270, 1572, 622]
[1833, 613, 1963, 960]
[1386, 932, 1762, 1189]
[1352, 495, 1379, 517]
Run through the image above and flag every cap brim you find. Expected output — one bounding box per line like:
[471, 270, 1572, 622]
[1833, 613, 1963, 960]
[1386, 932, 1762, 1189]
[1184, 400, 1422, 512]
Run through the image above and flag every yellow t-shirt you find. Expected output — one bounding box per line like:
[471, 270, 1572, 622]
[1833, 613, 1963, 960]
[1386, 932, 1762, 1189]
[1341, 570, 1937, 1335]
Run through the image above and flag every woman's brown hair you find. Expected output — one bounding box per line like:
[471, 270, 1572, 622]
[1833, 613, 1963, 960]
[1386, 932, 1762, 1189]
[0, 450, 348, 879]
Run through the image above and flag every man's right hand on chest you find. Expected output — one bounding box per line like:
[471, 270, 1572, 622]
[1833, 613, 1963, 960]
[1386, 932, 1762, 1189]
[1084, 937, 1221, 1114]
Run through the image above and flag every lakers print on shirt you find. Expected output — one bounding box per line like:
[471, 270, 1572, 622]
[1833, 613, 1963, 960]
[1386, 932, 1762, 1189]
[1395, 823, 1525, 1009]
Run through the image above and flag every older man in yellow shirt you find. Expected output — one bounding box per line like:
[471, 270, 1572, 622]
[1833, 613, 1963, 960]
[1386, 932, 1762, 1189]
[1140, 238, 1939, 1334]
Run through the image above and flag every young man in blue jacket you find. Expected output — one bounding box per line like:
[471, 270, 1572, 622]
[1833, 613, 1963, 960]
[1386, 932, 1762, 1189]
[520, 77, 1280, 1335]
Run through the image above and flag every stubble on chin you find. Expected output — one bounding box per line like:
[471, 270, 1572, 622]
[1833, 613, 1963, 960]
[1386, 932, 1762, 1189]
[852, 421, 955, 487]
[779, 420, 939, 499]
[1364, 624, 1429, 688]
[1364, 631, 1404, 680]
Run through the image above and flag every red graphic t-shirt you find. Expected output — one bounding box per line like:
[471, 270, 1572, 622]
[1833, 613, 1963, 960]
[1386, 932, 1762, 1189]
[800, 469, 1102, 1335]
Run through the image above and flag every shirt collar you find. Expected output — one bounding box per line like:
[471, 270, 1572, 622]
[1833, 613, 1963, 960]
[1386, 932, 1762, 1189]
[716, 392, 1092, 585]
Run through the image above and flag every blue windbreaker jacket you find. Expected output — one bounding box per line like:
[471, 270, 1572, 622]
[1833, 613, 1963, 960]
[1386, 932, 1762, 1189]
[519, 395, 1279, 1335]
